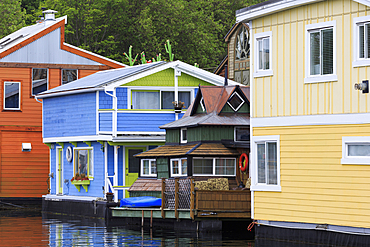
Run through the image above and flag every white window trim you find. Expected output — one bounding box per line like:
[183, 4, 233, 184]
[341, 136, 370, 165]
[3, 81, 21, 110]
[170, 158, 187, 177]
[192, 157, 236, 176]
[180, 128, 187, 143]
[200, 97, 206, 111]
[254, 31, 273, 78]
[227, 92, 245, 112]
[140, 159, 157, 177]
[73, 147, 94, 180]
[353, 15, 370, 67]
[304, 21, 337, 84]
[251, 135, 281, 192]
[32, 68, 48, 96]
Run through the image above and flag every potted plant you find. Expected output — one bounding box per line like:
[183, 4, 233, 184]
[172, 101, 185, 113]
[106, 192, 114, 202]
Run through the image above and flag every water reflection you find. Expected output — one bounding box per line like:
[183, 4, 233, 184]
[0, 210, 254, 246]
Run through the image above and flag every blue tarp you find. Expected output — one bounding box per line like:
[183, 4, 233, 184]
[120, 196, 162, 208]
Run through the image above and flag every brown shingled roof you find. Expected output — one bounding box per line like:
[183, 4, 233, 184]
[135, 143, 239, 158]
[128, 178, 162, 192]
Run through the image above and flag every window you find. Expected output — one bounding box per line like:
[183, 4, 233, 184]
[305, 21, 337, 83]
[236, 25, 250, 60]
[141, 159, 157, 177]
[235, 127, 250, 142]
[181, 128, 187, 143]
[227, 92, 245, 111]
[62, 69, 77, 84]
[131, 90, 191, 110]
[252, 135, 280, 191]
[74, 148, 93, 179]
[353, 16, 370, 67]
[171, 158, 187, 176]
[161, 91, 190, 109]
[341, 136, 370, 165]
[254, 31, 272, 77]
[4, 81, 20, 110]
[193, 158, 236, 176]
[32, 68, 48, 95]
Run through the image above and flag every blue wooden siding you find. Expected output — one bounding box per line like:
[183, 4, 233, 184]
[194, 88, 198, 97]
[117, 113, 182, 132]
[99, 112, 113, 132]
[43, 93, 96, 138]
[99, 91, 113, 109]
[117, 88, 127, 109]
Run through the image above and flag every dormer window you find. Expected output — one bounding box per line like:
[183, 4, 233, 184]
[227, 92, 244, 111]
[181, 128, 187, 143]
[200, 97, 206, 112]
[236, 25, 249, 60]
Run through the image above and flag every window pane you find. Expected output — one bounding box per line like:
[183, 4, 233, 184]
[179, 92, 190, 109]
[32, 68, 47, 95]
[4, 82, 20, 109]
[236, 127, 250, 141]
[359, 25, 365, 58]
[366, 24, 370, 58]
[193, 159, 213, 175]
[257, 143, 266, 183]
[132, 91, 160, 109]
[151, 160, 157, 174]
[322, 28, 333, 75]
[62, 69, 77, 84]
[258, 40, 263, 70]
[310, 32, 320, 75]
[215, 158, 235, 175]
[181, 159, 187, 175]
[77, 150, 88, 176]
[263, 38, 270, 70]
[348, 144, 370, 156]
[181, 129, 187, 142]
[172, 160, 179, 175]
[267, 142, 277, 185]
[161, 91, 174, 109]
[143, 160, 149, 175]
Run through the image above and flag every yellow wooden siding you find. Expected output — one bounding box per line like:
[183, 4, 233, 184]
[253, 123, 370, 229]
[253, 0, 370, 118]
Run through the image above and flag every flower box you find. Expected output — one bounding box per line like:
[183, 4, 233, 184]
[71, 180, 90, 192]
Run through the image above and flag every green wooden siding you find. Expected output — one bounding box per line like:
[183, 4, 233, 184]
[156, 158, 169, 179]
[166, 129, 180, 143]
[196, 104, 206, 114]
[188, 126, 234, 142]
[122, 68, 214, 87]
[129, 191, 162, 198]
[221, 102, 250, 113]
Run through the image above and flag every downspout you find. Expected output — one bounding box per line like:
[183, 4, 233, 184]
[104, 89, 117, 137]
[249, 20, 255, 220]
[174, 67, 180, 120]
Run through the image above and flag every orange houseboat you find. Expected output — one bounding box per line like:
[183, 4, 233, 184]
[0, 10, 124, 203]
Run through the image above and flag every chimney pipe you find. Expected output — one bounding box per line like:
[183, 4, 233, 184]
[42, 9, 57, 24]
[224, 64, 228, 86]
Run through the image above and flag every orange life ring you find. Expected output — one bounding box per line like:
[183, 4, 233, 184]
[239, 153, 248, 172]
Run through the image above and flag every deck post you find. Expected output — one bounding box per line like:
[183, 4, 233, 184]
[141, 210, 144, 227]
[161, 178, 165, 219]
[190, 178, 195, 220]
[150, 210, 153, 228]
[175, 177, 179, 220]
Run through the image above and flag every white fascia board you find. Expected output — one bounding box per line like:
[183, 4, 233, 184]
[43, 135, 112, 143]
[36, 88, 103, 99]
[116, 131, 165, 135]
[252, 112, 370, 128]
[236, 0, 324, 23]
[353, 0, 370, 7]
[105, 60, 241, 91]
[63, 43, 126, 67]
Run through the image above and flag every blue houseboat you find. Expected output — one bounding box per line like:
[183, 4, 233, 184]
[37, 61, 238, 217]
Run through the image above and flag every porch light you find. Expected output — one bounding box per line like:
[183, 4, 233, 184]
[354, 80, 369, 93]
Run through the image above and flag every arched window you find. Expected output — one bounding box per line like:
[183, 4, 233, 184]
[236, 25, 250, 60]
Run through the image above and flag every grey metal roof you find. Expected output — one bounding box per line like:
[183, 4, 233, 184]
[37, 61, 166, 96]
[160, 112, 250, 129]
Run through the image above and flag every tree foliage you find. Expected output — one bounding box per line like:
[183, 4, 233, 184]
[18, 0, 265, 68]
[0, 0, 26, 39]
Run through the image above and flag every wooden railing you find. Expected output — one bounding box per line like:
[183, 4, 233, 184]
[161, 177, 251, 220]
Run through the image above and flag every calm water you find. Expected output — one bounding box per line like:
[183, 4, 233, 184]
[0, 209, 254, 246]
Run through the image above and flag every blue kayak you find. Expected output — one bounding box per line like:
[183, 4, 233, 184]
[120, 196, 162, 208]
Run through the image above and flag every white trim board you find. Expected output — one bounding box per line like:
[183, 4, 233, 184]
[43, 135, 112, 143]
[252, 112, 370, 128]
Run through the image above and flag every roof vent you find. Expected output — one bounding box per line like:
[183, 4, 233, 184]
[43, 9, 57, 23]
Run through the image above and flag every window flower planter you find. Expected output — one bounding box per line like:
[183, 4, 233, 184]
[71, 180, 90, 192]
